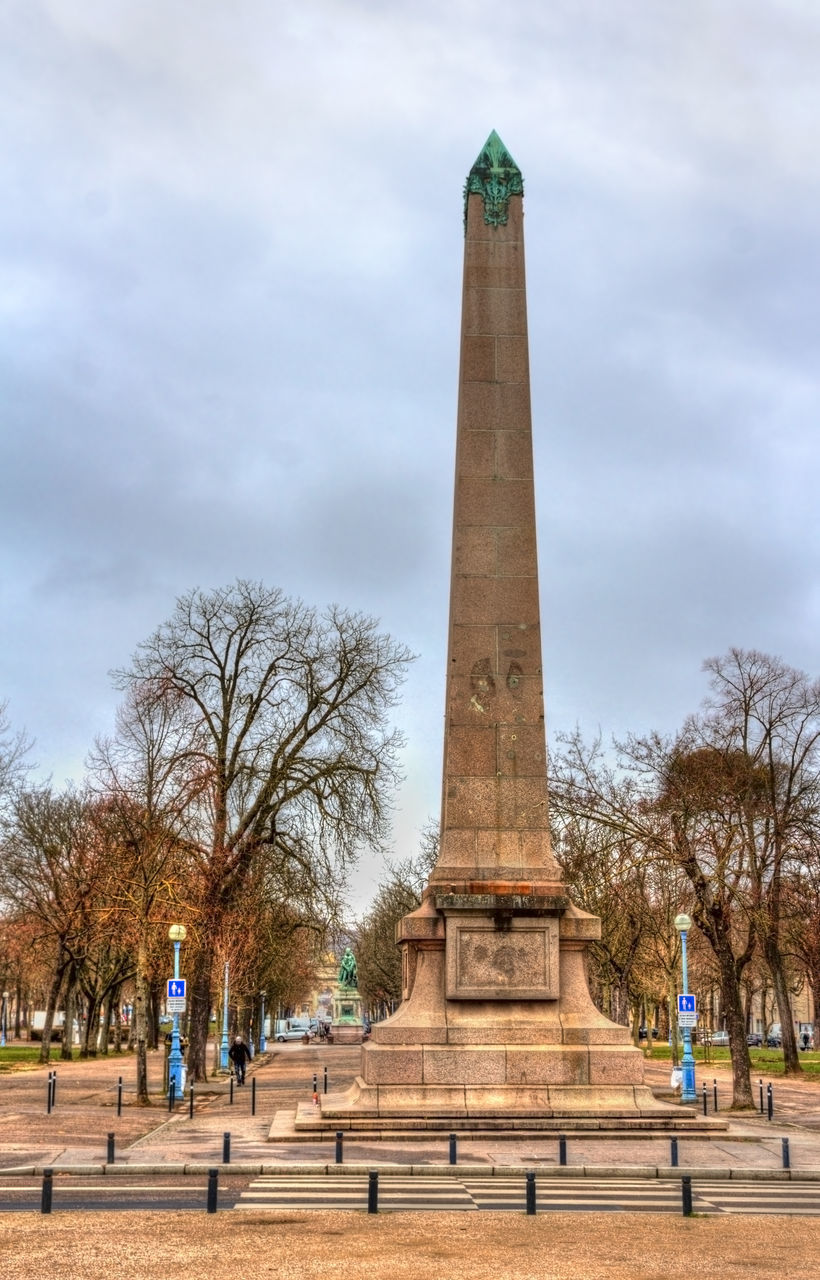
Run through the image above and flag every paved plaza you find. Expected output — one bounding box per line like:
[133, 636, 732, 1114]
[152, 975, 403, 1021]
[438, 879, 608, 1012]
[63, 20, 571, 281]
[2, 1041, 819, 1279]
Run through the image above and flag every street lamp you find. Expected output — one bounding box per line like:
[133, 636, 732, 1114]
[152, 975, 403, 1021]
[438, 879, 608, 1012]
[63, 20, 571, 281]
[167, 924, 187, 1097]
[1, 991, 8, 1047]
[674, 912, 697, 1103]
[259, 991, 267, 1053]
[220, 963, 230, 1072]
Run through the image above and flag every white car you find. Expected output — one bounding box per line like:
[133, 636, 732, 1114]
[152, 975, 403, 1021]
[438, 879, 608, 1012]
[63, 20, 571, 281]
[274, 1019, 313, 1042]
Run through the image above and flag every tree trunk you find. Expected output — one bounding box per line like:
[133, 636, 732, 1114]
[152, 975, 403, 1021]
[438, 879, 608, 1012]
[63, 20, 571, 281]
[148, 981, 161, 1051]
[668, 976, 679, 1067]
[187, 939, 216, 1083]
[763, 936, 802, 1075]
[98, 992, 111, 1056]
[38, 959, 66, 1065]
[134, 932, 151, 1105]
[111, 986, 123, 1053]
[713, 938, 754, 1109]
[60, 984, 76, 1061]
[81, 994, 100, 1058]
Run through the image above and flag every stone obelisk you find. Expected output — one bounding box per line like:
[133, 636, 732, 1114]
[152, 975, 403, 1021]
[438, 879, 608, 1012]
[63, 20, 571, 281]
[301, 134, 687, 1130]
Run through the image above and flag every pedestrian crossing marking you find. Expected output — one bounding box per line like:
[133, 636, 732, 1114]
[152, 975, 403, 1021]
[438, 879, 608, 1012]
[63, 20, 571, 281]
[234, 1175, 820, 1216]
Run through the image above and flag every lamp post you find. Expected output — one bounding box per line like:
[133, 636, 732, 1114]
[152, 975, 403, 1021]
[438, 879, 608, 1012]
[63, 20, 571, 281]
[220, 963, 230, 1072]
[259, 991, 267, 1053]
[1, 991, 8, 1047]
[167, 924, 187, 1097]
[674, 912, 697, 1103]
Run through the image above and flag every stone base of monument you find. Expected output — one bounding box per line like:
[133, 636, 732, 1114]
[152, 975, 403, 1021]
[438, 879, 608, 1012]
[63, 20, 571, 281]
[331, 985, 364, 1045]
[275, 1086, 726, 1140]
[331, 1023, 365, 1045]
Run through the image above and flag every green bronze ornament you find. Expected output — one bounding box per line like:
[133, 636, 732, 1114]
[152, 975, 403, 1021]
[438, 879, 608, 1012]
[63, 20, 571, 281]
[464, 130, 524, 229]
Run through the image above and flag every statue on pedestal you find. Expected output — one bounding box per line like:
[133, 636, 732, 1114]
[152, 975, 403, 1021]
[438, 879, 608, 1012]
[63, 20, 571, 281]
[338, 947, 358, 990]
[331, 946, 364, 1043]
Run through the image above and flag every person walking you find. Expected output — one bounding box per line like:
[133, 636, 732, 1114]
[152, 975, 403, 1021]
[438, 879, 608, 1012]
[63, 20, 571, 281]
[228, 1035, 252, 1085]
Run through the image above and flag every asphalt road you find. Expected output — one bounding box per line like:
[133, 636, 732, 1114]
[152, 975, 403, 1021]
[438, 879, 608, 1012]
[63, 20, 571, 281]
[4, 1170, 820, 1216]
[0, 1173, 249, 1213]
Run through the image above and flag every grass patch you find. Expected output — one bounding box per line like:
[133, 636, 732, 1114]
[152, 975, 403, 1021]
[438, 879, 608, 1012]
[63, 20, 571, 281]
[0, 1045, 82, 1071]
[643, 1043, 820, 1077]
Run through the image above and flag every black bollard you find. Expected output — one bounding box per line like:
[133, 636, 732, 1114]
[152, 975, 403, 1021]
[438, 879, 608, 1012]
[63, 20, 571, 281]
[335, 1131, 344, 1164]
[713, 1078, 718, 1113]
[702, 1082, 708, 1116]
[312, 1072, 318, 1099]
[367, 1169, 379, 1214]
[50, 1071, 56, 1110]
[189, 1084, 195, 1119]
[681, 1175, 692, 1216]
[107, 1133, 115, 1164]
[207, 1167, 219, 1213]
[251, 1077, 257, 1116]
[117, 1076, 123, 1117]
[782, 1137, 790, 1170]
[222, 1131, 231, 1164]
[759, 1078, 764, 1114]
[525, 1170, 536, 1216]
[767, 1083, 774, 1121]
[46, 1073, 53, 1116]
[168, 1079, 176, 1113]
[558, 1135, 567, 1167]
[323, 1065, 328, 1095]
[229, 1077, 234, 1105]
[41, 1168, 53, 1214]
[449, 1133, 457, 1166]
[670, 1137, 679, 1168]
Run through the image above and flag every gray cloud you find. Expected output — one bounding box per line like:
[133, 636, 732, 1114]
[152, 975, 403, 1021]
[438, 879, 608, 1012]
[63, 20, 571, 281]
[2, 0, 819, 907]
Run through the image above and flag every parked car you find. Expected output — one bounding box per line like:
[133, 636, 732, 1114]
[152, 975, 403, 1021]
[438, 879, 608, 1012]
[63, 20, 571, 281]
[273, 1018, 313, 1042]
[746, 1032, 763, 1047]
[766, 1034, 781, 1048]
[710, 1030, 730, 1047]
[638, 1027, 659, 1040]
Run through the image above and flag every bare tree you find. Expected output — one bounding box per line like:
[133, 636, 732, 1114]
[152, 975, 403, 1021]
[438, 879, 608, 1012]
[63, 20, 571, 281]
[551, 729, 758, 1108]
[89, 686, 201, 1101]
[355, 820, 439, 1012]
[1, 786, 109, 1063]
[114, 580, 412, 1079]
[696, 649, 820, 1075]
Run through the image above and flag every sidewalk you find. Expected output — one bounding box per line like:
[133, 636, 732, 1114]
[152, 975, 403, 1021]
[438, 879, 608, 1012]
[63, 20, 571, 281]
[2, 1041, 819, 1178]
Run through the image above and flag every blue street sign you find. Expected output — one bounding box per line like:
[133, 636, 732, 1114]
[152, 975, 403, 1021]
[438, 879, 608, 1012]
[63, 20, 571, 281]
[167, 979, 187, 999]
[677, 993, 696, 1014]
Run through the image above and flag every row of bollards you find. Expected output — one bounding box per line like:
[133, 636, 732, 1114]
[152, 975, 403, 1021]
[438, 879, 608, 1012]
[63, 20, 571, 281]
[757, 1078, 775, 1119]
[356, 1170, 699, 1217]
[37, 1144, 797, 1217]
[95, 1126, 794, 1175]
[40, 1167, 222, 1215]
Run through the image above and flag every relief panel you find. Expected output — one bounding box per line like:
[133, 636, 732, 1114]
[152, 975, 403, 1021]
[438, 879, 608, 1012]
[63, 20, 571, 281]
[445, 913, 559, 1000]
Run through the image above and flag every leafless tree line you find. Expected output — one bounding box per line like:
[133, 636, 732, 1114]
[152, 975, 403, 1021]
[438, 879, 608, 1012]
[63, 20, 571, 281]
[550, 648, 820, 1110]
[0, 581, 413, 1098]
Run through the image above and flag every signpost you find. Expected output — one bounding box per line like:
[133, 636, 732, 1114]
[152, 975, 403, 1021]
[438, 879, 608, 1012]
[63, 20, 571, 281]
[674, 914, 697, 1102]
[166, 928, 187, 1097]
[167, 979, 186, 1014]
[677, 993, 697, 1029]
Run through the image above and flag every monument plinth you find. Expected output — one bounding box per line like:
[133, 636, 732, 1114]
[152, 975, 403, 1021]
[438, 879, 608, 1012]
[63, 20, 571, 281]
[295, 134, 700, 1134]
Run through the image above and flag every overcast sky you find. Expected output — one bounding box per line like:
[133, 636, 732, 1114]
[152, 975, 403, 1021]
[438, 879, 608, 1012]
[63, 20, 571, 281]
[2, 1, 819, 911]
